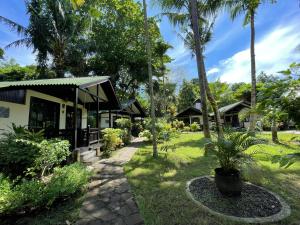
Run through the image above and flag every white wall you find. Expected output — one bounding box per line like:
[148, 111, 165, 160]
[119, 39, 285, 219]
[0, 89, 87, 134]
[100, 112, 130, 129]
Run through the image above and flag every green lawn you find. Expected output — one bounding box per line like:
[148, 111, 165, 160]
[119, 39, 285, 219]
[124, 132, 300, 225]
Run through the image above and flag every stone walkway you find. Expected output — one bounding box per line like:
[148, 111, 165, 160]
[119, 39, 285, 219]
[76, 138, 144, 225]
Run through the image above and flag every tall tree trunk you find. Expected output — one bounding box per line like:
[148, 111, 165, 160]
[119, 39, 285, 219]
[203, 63, 224, 139]
[249, 10, 257, 134]
[190, 0, 210, 139]
[143, 0, 158, 157]
[161, 57, 167, 116]
[271, 117, 279, 143]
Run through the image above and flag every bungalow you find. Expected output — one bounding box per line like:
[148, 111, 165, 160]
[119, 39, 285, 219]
[175, 98, 203, 126]
[100, 98, 146, 128]
[210, 101, 251, 128]
[0, 76, 120, 151]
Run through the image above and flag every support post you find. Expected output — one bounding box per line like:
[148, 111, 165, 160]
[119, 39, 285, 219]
[109, 110, 112, 128]
[74, 88, 78, 149]
[189, 116, 192, 125]
[96, 84, 100, 143]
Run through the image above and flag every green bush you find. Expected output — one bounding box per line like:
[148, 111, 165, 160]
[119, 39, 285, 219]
[172, 120, 185, 130]
[183, 126, 191, 132]
[45, 163, 91, 205]
[116, 118, 132, 145]
[139, 130, 152, 141]
[102, 128, 123, 156]
[0, 163, 91, 215]
[0, 125, 70, 178]
[190, 122, 200, 132]
[132, 122, 144, 137]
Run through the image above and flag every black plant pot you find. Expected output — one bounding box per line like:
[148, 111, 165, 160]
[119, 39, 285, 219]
[215, 168, 242, 197]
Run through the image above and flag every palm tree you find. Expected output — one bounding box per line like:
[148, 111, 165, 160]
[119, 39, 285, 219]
[0, 0, 86, 78]
[142, 0, 158, 157]
[154, 40, 173, 116]
[181, 18, 224, 138]
[156, 0, 224, 139]
[219, 0, 276, 134]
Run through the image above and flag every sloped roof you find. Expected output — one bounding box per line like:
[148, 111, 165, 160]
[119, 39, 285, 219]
[120, 99, 147, 117]
[209, 101, 250, 117]
[176, 106, 202, 117]
[0, 76, 110, 89]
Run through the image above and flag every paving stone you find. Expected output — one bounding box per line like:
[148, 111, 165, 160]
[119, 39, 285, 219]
[124, 213, 144, 225]
[78, 138, 144, 225]
[116, 205, 132, 217]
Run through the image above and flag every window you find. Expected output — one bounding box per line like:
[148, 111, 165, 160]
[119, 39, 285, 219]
[29, 97, 60, 133]
[0, 107, 9, 118]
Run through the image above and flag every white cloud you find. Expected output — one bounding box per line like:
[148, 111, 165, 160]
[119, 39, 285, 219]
[212, 22, 300, 83]
[207, 67, 220, 76]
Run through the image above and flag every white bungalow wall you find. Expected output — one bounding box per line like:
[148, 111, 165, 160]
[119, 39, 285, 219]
[100, 112, 130, 128]
[0, 89, 87, 133]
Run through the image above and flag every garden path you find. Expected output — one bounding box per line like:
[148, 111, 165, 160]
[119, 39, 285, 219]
[76, 138, 144, 225]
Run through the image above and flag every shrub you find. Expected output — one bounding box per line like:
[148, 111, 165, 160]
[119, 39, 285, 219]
[0, 125, 70, 178]
[183, 126, 191, 132]
[190, 122, 200, 132]
[172, 120, 185, 130]
[139, 129, 152, 141]
[0, 126, 44, 178]
[116, 118, 132, 145]
[45, 163, 91, 205]
[0, 163, 91, 215]
[25, 139, 70, 177]
[132, 122, 143, 137]
[102, 128, 123, 156]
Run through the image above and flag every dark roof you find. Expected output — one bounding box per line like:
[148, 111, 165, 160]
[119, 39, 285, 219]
[209, 101, 250, 116]
[175, 106, 202, 118]
[0, 76, 120, 110]
[0, 76, 110, 89]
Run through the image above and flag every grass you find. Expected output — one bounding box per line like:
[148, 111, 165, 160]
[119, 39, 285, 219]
[124, 132, 300, 225]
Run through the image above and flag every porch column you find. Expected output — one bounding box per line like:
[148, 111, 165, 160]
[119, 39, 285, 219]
[96, 84, 100, 143]
[109, 110, 112, 128]
[189, 116, 192, 125]
[73, 88, 78, 149]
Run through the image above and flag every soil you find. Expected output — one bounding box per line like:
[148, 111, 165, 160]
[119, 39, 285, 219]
[189, 176, 282, 218]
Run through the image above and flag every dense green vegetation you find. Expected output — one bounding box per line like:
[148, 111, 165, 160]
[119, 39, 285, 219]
[125, 132, 300, 225]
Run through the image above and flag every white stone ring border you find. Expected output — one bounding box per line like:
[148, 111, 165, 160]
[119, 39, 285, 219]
[186, 176, 291, 224]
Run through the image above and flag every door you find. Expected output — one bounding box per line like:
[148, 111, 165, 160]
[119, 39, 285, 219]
[66, 106, 82, 129]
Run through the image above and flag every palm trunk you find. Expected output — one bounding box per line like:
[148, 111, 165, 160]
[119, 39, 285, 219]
[271, 117, 278, 143]
[161, 57, 167, 116]
[203, 65, 224, 139]
[249, 10, 257, 134]
[190, 0, 210, 139]
[143, 0, 158, 157]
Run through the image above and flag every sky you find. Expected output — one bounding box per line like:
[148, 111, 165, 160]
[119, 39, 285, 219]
[0, 0, 300, 84]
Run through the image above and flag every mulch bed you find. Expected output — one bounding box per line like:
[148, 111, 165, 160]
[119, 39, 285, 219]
[189, 176, 282, 218]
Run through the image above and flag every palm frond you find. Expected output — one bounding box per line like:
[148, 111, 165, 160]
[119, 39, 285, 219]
[5, 38, 32, 49]
[0, 16, 27, 35]
[161, 12, 189, 27]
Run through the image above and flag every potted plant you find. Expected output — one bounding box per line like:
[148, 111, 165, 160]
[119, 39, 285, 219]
[207, 131, 264, 197]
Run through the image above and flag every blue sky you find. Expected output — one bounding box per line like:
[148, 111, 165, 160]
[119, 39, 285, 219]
[1, 0, 300, 84]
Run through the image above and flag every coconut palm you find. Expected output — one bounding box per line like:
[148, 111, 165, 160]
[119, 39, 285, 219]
[156, 0, 224, 139]
[217, 0, 276, 134]
[142, 0, 158, 157]
[0, 0, 87, 78]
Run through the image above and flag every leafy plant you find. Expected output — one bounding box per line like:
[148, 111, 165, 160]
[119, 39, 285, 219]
[183, 126, 191, 132]
[0, 163, 91, 215]
[190, 122, 200, 132]
[115, 118, 132, 145]
[172, 120, 185, 130]
[139, 130, 152, 141]
[102, 128, 123, 156]
[23, 139, 70, 177]
[207, 131, 265, 171]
